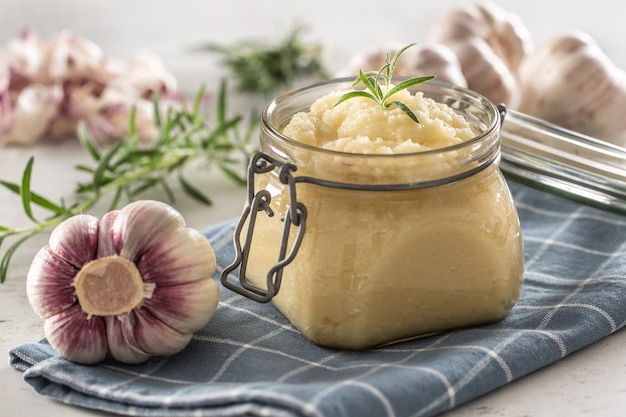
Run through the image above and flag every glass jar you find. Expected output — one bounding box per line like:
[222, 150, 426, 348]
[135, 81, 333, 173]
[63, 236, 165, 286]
[221, 78, 524, 350]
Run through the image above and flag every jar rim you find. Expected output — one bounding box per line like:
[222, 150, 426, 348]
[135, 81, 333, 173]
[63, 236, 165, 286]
[261, 77, 502, 161]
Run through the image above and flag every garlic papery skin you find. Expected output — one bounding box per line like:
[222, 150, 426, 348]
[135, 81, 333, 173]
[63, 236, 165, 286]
[26, 200, 219, 365]
[44, 304, 108, 365]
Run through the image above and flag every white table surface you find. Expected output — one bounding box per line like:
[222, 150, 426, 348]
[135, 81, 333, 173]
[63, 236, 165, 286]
[1, 1, 626, 416]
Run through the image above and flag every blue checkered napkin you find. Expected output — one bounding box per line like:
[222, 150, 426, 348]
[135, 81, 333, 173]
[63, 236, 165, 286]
[9, 181, 626, 417]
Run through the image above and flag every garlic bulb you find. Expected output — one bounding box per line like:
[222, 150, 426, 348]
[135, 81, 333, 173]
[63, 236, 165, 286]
[0, 29, 181, 146]
[26, 200, 219, 365]
[426, 0, 533, 107]
[518, 31, 626, 146]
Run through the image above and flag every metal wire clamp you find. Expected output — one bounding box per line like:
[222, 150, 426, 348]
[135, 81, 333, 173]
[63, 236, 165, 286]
[220, 152, 307, 303]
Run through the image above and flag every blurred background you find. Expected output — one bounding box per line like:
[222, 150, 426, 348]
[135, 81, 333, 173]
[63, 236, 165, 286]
[1, 0, 624, 96]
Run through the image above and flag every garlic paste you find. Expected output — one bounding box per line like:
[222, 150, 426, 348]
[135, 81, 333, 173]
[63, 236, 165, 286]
[242, 79, 524, 350]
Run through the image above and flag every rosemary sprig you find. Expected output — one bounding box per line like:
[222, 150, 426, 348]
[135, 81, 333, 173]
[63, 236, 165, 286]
[0, 79, 257, 283]
[199, 25, 330, 95]
[334, 42, 435, 123]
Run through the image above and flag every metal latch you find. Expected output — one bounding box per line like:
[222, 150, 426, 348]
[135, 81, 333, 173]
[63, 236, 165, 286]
[220, 152, 307, 303]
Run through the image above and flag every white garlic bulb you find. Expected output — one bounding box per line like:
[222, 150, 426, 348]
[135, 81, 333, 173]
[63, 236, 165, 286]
[426, 0, 534, 107]
[518, 31, 626, 146]
[26, 200, 219, 365]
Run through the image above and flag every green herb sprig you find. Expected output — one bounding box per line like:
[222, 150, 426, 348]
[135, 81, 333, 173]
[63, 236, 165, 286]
[199, 25, 330, 95]
[334, 42, 435, 123]
[0, 79, 257, 283]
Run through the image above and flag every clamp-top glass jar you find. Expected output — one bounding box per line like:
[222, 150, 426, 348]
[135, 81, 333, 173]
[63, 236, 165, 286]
[222, 78, 524, 350]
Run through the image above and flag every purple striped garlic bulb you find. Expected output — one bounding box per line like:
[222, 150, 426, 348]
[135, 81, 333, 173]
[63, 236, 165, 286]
[26, 200, 219, 365]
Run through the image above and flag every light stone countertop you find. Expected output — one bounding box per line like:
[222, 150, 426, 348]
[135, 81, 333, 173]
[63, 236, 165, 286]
[1, 1, 625, 416]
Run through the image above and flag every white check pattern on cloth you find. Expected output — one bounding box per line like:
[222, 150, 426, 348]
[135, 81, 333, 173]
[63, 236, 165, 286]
[9, 181, 626, 417]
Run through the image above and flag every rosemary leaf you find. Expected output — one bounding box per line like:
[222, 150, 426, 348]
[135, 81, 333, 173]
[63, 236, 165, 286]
[0, 180, 65, 214]
[159, 178, 176, 204]
[333, 90, 377, 108]
[0, 233, 36, 284]
[20, 157, 36, 223]
[178, 173, 212, 206]
[77, 122, 101, 161]
[74, 164, 95, 174]
[92, 141, 124, 190]
[386, 76, 437, 98]
[387, 101, 419, 123]
[193, 84, 207, 118]
[220, 166, 248, 186]
[152, 93, 163, 128]
[107, 187, 123, 212]
[128, 105, 138, 146]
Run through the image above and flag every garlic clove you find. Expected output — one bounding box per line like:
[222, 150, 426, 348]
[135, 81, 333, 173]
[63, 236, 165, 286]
[96, 210, 121, 258]
[143, 278, 220, 334]
[112, 200, 186, 262]
[1, 28, 43, 83]
[26, 246, 78, 319]
[40, 29, 106, 82]
[138, 227, 217, 286]
[132, 308, 194, 356]
[410, 43, 468, 88]
[3, 84, 63, 145]
[495, 8, 534, 71]
[115, 51, 180, 101]
[44, 304, 108, 365]
[452, 37, 520, 107]
[48, 214, 99, 268]
[105, 309, 194, 362]
[105, 313, 152, 364]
